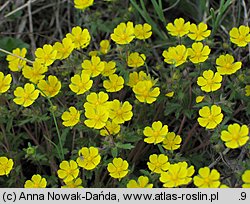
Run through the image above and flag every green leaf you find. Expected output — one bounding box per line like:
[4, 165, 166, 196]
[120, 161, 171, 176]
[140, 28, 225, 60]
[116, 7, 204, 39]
[116, 142, 134, 150]
[111, 147, 118, 158]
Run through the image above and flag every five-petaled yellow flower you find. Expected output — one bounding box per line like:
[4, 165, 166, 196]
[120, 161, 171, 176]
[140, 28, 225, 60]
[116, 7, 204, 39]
[127, 52, 146, 68]
[127, 71, 150, 87]
[197, 70, 222, 92]
[0, 156, 14, 176]
[134, 23, 152, 40]
[100, 120, 120, 136]
[133, 80, 160, 104]
[22, 61, 48, 84]
[109, 99, 133, 124]
[229, 25, 250, 47]
[188, 42, 211, 63]
[61, 106, 81, 127]
[24, 174, 47, 188]
[166, 18, 190, 37]
[53, 37, 74, 60]
[216, 54, 242, 75]
[162, 45, 188, 67]
[143, 121, 168, 144]
[57, 160, 79, 182]
[127, 176, 153, 188]
[6, 48, 27, 72]
[69, 71, 93, 95]
[111, 21, 135, 45]
[13, 83, 39, 107]
[101, 61, 116, 76]
[84, 106, 109, 129]
[147, 154, 170, 174]
[242, 170, 250, 188]
[162, 132, 182, 151]
[37, 75, 61, 98]
[76, 146, 101, 170]
[74, 0, 94, 10]
[160, 162, 194, 188]
[0, 72, 12, 94]
[84, 91, 110, 110]
[82, 56, 105, 77]
[107, 157, 129, 180]
[188, 22, 211, 41]
[193, 167, 221, 188]
[66, 26, 91, 49]
[35, 44, 57, 66]
[198, 105, 223, 129]
[221, 123, 249, 149]
[103, 74, 124, 92]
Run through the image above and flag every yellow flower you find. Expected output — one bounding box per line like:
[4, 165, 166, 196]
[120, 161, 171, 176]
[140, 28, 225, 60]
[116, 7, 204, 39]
[127, 71, 150, 87]
[13, 83, 39, 107]
[0, 72, 12, 94]
[133, 80, 160, 104]
[216, 54, 242, 75]
[6, 48, 27, 72]
[66, 26, 91, 49]
[107, 157, 129, 179]
[74, 0, 94, 10]
[162, 132, 182, 151]
[197, 70, 222, 92]
[35, 44, 57, 66]
[100, 40, 110, 54]
[229, 25, 250, 47]
[147, 154, 170, 174]
[76, 146, 101, 170]
[100, 120, 120, 136]
[103, 74, 124, 92]
[162, 45, 188, 67]
[111, 21, 135, 45]
[83, 91, 110, 110]
[127, 176, 153, 188]
[165, 91, 174, 97]
[69, 71, 93, 95]
[245, 85, 250, 96]
[53, 37, 74, 60]
[89, 50, 98, 57]
[197, 105, 223, 129]
[62, 178, 83, 188]
[0, 156, 14, 176]
[193, 167, 221, 188]
[127, 52, 146, 68]
[109, 99, 133, 124]
[143, 121, 168, 144]
[81, 56, 105, 77]
[166, 18, 190, 37]
[22, 62, 48, 84]
[160, 162, 194, 187]
[221, 123, 249, 149]
[61, 106, 81, 127]
[188, 22, 211, 41]
[196, 95, 205, 103]
[37, 75, 61, 98]
[188, 42, 210, 63]
[242, 170, 250, 188]
[24, 174, 47, 188]
[101, 61, 116, 76]
[57, 160, 79, 182]
[84, 106, 109, 129]
[134, 23, 152, 40]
